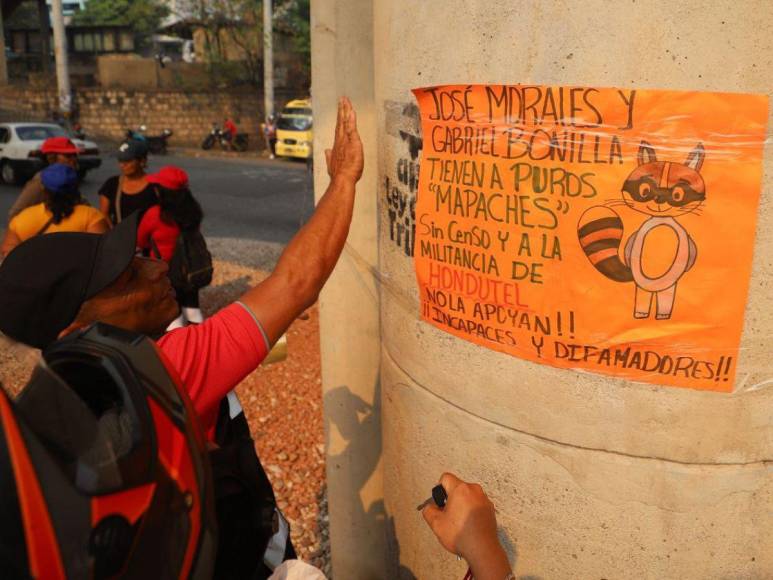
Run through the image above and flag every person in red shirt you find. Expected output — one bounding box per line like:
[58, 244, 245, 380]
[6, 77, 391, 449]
[224, 117, 238, 150]
[0, 97, 364, 577]
[136, 165, 205, 329]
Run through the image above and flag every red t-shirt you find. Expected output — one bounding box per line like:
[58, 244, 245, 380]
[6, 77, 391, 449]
[156, 302, 270, 439]
[224, 119, 237, 137]
[136, 205, 180, 262]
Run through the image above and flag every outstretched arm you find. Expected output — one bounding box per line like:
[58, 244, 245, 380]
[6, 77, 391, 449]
[241, 97, 364, 344]
[98, 195, 112, 223]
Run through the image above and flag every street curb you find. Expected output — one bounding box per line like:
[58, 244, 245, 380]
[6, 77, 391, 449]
[95, 140, 309, 169]
[169, 146, 268, 160]
[169, 148, 310, 169]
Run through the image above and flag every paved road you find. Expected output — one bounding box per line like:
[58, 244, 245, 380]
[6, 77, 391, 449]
[0, 153, 315, 269]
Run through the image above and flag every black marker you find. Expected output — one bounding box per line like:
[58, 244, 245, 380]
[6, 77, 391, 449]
[416, 484, 448, 511]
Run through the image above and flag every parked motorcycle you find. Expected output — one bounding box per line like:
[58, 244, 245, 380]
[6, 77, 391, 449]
[51, 112, 86, 140]
[71, 123, 86, 140]
[201, 124, 248, 152]
[125, 126, 173, 155]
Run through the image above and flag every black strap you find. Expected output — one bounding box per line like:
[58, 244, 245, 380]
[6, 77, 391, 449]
[149, 187, 163, 259]
[211, 400, 286, 579]
[34, 216, 55, 237]
[149, 236, 162, 260]
[114, 176, 130, 224]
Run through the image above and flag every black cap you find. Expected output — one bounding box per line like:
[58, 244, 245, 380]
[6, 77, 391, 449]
[0, 213, 139, 349]
[116, 139, 149, 162]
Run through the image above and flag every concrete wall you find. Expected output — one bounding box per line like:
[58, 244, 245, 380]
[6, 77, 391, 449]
[311, 1, 385, 579]
[370, 1, 772, 579]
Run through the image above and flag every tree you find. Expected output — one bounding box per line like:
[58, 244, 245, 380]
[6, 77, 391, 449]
[185, 0, 262, 85]
[191, 0, 310, 73]
[164, 0, 310, 87]
[275, 0, 309, 69]
[6, 0, 41, 29]
[72, 0, 169, 50]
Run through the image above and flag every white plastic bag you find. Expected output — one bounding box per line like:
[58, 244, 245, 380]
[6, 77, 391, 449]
[268, 559, 327, 580]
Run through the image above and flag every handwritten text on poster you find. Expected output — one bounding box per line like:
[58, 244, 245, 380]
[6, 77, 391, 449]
[413, 84, 769, 391]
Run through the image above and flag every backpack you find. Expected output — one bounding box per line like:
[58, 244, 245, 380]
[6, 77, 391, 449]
[167, 229, 213, 292]
[210, 398, 295, 578]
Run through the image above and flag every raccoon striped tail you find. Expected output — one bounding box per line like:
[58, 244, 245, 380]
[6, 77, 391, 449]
[577, 206, 633, 282]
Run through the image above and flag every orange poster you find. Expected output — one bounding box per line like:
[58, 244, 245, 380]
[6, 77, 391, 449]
[412, 84, 768, 391]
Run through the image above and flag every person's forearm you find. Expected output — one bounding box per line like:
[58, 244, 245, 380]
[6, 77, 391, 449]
[98, 196, 112, 221]
[274, 174, 356, 306]
[241, 96, 362, 344]
[466, 540, 512, 580]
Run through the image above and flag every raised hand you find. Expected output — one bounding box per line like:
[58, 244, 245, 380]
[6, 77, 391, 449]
[325, 96, 364, 183]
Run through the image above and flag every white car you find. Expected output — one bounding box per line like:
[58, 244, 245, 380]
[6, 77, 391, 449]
[0, 122, 102, 185]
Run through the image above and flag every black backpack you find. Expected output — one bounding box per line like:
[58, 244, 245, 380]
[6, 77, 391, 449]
[167, 229, 213, 292]
[210, 399, 295, 578]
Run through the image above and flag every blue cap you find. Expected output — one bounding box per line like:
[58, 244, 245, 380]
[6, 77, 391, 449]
[41, 163, 79, 196]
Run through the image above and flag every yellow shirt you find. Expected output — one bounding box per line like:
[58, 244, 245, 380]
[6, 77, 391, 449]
[9, 203, 107, 241]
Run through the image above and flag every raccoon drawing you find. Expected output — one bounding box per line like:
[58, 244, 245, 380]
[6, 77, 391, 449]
[578, 140, 706, 319]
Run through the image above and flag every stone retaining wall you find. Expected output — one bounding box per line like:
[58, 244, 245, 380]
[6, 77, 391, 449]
[0, 84, 303, 148]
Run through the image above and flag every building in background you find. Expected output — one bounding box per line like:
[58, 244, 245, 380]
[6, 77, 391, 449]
[5, 20, 134, 84]
[45, 0, 87, 19]
[159, 0, 195, 29]
[8, 24, 133, 55]
[152, 0, 196, 64]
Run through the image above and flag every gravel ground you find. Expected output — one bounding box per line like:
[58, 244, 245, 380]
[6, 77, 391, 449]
[0, 256, 330, 575]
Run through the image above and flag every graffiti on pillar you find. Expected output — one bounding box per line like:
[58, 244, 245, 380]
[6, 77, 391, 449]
[384, 101, 422, 256]
[412, 84, 769, 392]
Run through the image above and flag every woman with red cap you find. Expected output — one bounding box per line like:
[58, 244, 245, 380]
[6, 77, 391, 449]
[136, 165, 208, 329]
[7, 136, 83, 222]
[1, 163, 109, 257]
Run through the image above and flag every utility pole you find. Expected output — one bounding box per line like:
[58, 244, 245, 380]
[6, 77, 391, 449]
[50, 0, 71, 113]
[263, 0, 274, 121]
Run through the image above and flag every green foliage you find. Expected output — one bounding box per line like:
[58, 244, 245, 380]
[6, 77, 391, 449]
[6, 1, 42, 28]
[191, 0, 262, 86]
[72, 0, 169, 49]
[275, 0, 310, 67]
[160, 0, 310, 87]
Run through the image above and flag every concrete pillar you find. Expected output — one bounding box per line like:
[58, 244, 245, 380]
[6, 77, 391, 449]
[50, 0, 70, 112]
[371, 0, 772, 579]
[311, 1, 385, 579]
[263, 0, 274, 119]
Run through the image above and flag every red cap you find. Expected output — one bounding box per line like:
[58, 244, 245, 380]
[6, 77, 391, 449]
[146, 166, 189, 190]
[40, 137, 81, 155]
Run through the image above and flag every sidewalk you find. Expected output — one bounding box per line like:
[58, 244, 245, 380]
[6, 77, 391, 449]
[168, 146, 309, 169]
